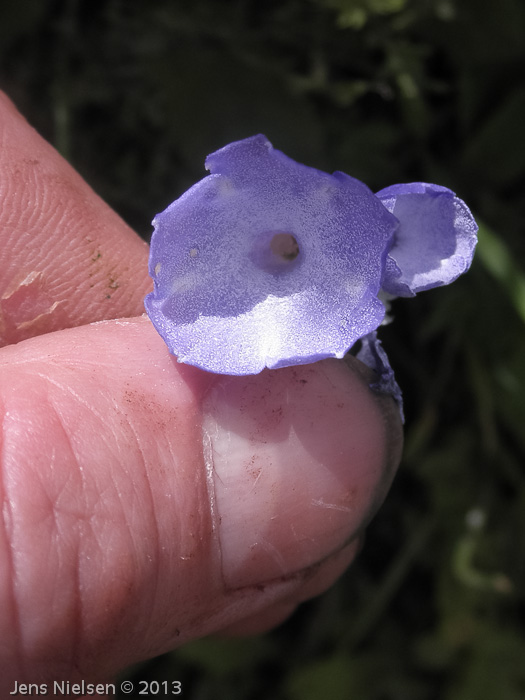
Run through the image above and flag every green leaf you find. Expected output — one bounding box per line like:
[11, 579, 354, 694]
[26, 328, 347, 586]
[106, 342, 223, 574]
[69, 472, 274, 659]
[476, 223, 525, 325]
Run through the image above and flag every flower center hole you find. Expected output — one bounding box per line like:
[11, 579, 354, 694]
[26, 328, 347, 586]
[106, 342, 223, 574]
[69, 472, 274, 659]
[270, 233, 300, 262]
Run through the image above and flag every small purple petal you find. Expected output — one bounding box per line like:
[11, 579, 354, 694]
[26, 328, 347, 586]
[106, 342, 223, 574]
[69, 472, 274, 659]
[145, 135, 397, 375]
[356, 332, 404, 422]
[377, 182, 478, 297]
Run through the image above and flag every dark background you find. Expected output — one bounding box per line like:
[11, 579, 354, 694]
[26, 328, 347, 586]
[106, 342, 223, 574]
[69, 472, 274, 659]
[1, 1, 524, 698]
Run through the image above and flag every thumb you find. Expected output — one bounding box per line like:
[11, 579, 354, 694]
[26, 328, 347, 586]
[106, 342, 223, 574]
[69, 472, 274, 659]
[0, 316, 401, 687]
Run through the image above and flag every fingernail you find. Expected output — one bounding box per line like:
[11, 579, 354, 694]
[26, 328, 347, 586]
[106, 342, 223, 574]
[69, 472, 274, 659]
[202, 359, 398, 590]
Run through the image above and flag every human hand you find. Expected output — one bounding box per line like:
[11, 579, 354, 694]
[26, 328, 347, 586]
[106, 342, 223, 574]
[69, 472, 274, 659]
[0, 90, 403, 691]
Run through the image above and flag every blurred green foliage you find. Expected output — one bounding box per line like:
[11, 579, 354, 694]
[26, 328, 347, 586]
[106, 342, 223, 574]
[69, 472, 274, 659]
[1, 0, 524, 698]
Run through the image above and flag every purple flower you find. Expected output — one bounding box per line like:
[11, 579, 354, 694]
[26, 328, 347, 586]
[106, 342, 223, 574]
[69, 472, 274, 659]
[145, 135, 477, 387]
[377, 182, 478, 297]
[145, 135, 396, 375]
[356, 331, 404, 422]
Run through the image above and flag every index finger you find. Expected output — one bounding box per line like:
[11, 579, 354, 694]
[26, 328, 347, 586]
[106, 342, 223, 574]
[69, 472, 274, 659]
[0, 91, 152, 348]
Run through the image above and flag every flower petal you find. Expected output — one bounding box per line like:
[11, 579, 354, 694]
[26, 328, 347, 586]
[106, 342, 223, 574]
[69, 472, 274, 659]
[145, 135, 397, 375]
[377, 182, 478, 297]
[356, 332, 404, 422]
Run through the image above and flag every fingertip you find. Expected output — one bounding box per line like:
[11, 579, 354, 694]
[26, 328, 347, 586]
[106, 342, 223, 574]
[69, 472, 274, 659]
[0, 92, 151, 347]
[201, 357, 401, 590]
[217, 539, 362, 636]
[0, 318, 402, 681]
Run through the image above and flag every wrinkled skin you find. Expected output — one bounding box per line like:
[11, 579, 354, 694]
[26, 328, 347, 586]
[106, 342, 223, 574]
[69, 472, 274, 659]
[0, 91, 403, 695]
